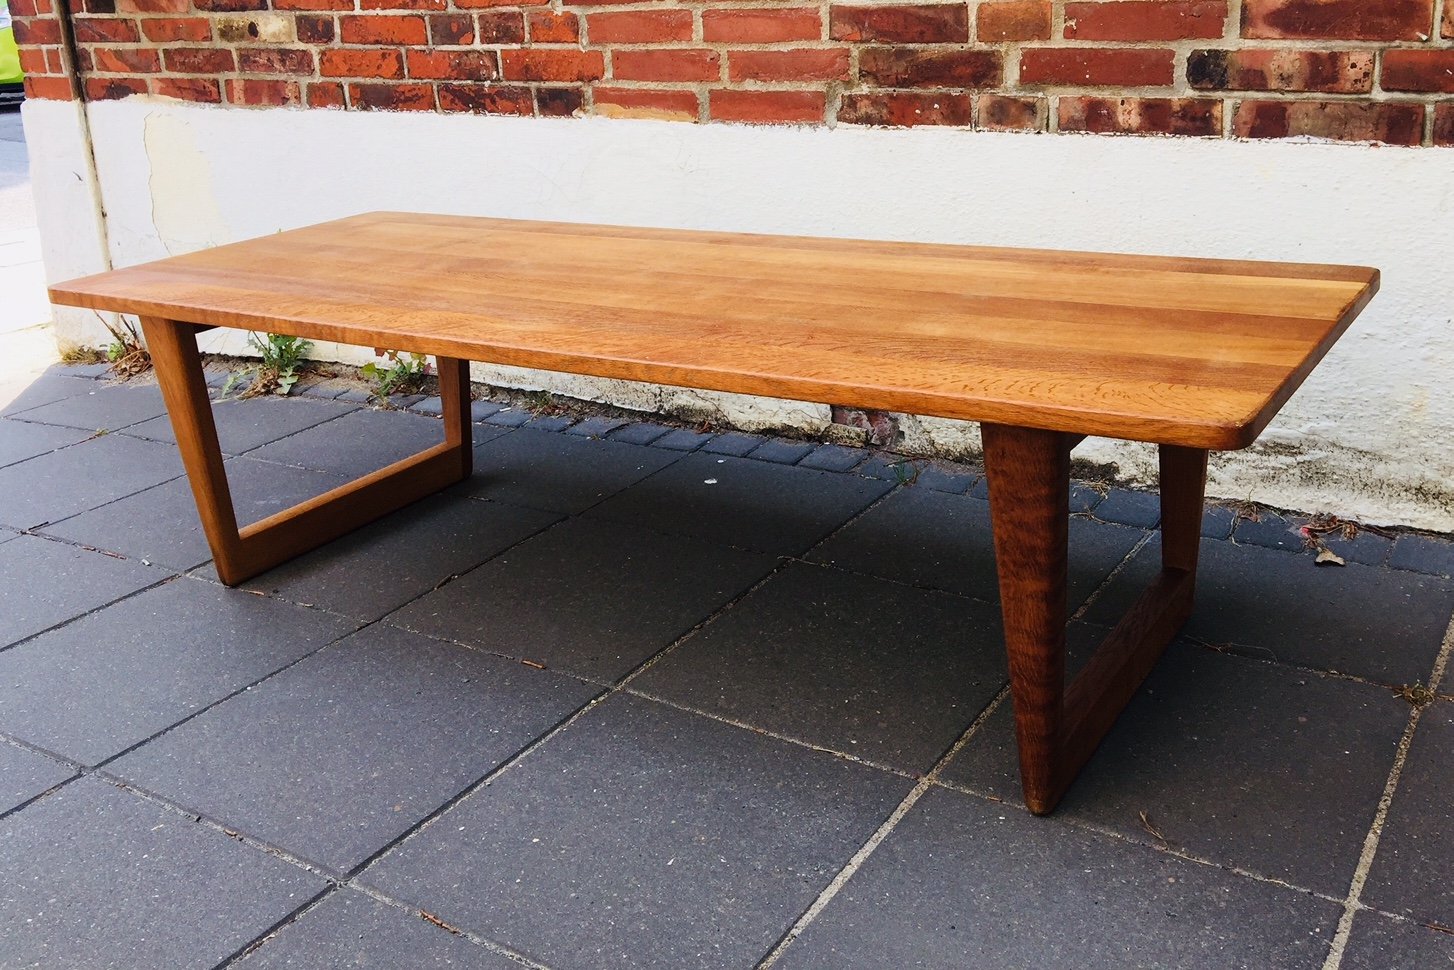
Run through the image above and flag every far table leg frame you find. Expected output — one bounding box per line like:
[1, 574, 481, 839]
[982, 423, 1208, 815]
[141, 316, 474, 587]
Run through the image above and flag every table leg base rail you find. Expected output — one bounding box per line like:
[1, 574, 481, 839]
[983, 423, 1209, 815]
[141, 316, 474, 587]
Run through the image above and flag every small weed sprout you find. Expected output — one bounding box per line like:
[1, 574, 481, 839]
[523, 390, 569, 416]
[361, 349, 431, 400]
[892, 459, 922, 486]
[219, 333, 314, 399]
[103, 318, 152, 379]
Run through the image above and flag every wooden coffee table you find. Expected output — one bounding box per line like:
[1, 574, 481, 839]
[50, 213, 1379, 813]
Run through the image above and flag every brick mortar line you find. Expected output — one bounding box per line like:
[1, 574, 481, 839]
[1321, 608, 1454, 970]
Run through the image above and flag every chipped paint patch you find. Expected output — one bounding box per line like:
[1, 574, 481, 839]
[142, 111, 229, 256]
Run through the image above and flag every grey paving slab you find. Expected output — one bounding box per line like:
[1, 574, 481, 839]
[748, 438, 814, 464]
[703, 431, 765, 456]
[775, 786, 1340, 970]
[914, 464, 975, 494]
[0, 432, 185, 529]
[0, 416, 92, 468]
[13, 381, 168, 432]
[1233, 510, 1310, 552]
[365, 693, 912, 970]
[1339, 910, 1454, 970]
[1, 776, 326, 970]
[798, 443, 866, 472]
[0, 742, 75, 815]
[240, 890, 521, 968]
[291, 375, 353, 400]
[55, 362, 112, 379]
[1390, 533, 1454, 578]
[519, 413, 571, 432]
[408, 395, 444, 416]
[1202, 504, 1238, 539]
[469, 399, 503, 421]
[859, 453, 917, 481]
[589, 451, 893, 556]
[1069, 482, 1105, 513]
[388, 517, 777, 682]
[0, 534, 166, 647]
[111, 624, 598, 874]
[483, 407, 529, 427]
[652, 427, 714, 450]
[1083, 537, 1454, 683]
[606, 421, 671, 446]
[42, 456, 350, 572]
[462, 427, 680, 515]
[231, 495, 560, 621]
[1321, 529, 1394, 566]
[1093, 488, 1162, 529]
[0, 577, 354, 765]
[246, 408, 501, 477]
[565, 415, 628, 438]
[124, 396, 358, 455]
[939, 641, 1407, 897]
[809, 486, 1144, 607]
[1362, 700, 1454, 924]
[0, 370, 98, 417]
[636, 562, 1006, 773]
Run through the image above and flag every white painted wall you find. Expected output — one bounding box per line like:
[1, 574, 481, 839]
[20, 99, 116, 345]
[21, 95, 1454, 530]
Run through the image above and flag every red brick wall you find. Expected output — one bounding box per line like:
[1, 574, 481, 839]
[13, 0, 1454, 145]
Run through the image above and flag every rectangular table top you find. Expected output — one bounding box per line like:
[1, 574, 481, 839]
[50, 212, 1378, 450]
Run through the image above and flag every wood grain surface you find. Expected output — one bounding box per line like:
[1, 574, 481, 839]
[52, 212, 1378, 449]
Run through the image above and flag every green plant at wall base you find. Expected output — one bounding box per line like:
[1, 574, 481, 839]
[250, 332, 312, 395]
[218, 332, 314, 399]
[97, 317, 151, 379]
[362, 349, 431, 399]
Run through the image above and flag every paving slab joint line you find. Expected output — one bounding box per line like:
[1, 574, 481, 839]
[346, 554, 803, 879]
[4, 465, 191, 542]
[222, 403, 372, 457]
[623, 687, 924, 781]
[0, 739, 79, 824]
[782, 553, 1000, 609]
[1321, 608, 1454, 970]
[755, 684, 1013, 969]
[0, 569, 183, 658]
[1180, 631, 1435, 695]
[1071, 530, 1154, 622]
[81, 612, 364, 773]
[349, 480, 904, 883]
[339, 882, 561, 970]
[211, 885, 344, 969]
[1047, 806, 1350, 906]
[90, 772, 342, 880]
